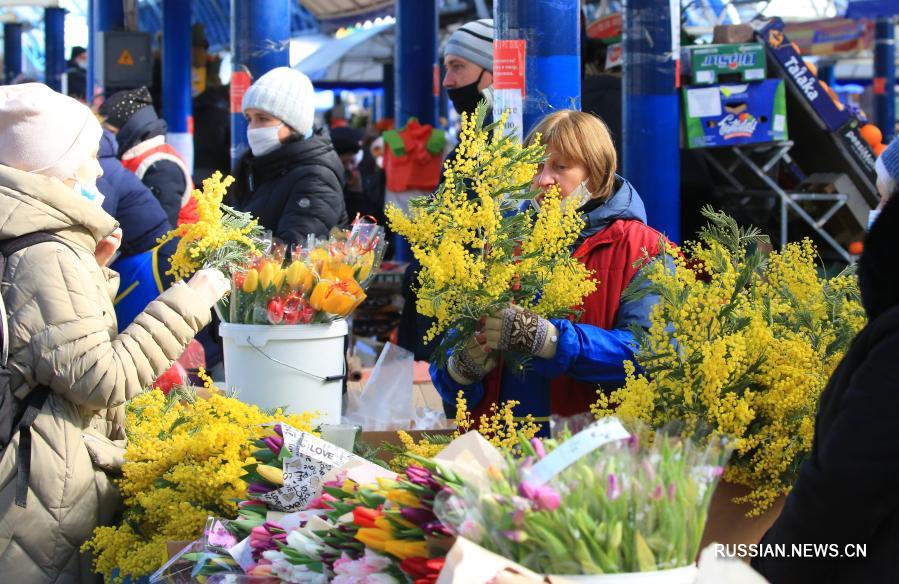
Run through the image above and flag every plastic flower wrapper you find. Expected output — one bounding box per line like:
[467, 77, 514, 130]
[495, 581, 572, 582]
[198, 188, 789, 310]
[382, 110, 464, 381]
[433, 419, 732, 575]
[386, 102, 596, 370]
[593, 207, 866, 514]
[82, 378, 317, 584]
[243, 423, 361, 512]
[224, 216, 384, 325]
[333, 214, 389, 288]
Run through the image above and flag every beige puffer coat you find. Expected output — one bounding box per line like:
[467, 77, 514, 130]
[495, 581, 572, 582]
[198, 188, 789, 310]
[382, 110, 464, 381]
[0, 165, 212, 582]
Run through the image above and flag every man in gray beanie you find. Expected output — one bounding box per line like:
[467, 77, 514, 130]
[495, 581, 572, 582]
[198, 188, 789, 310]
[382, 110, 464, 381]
[442, 18, 494, 117]
[397, 19, 496, 365]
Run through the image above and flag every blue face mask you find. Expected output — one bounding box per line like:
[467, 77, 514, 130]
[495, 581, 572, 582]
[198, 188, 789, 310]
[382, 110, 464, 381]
[74, 181, 105, 206]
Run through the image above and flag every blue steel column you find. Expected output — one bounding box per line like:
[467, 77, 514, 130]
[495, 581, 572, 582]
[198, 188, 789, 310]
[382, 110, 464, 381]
[88, 0, 125, 102]
[163, 0, 193, 172]
[230, 0, 291, 167]
[393, 0, 437, 261]
[3, 23, 23, 85]
[395, 0, 437, 127]
[494, 0, 580, 137]
[875, 18, 896, 142]
[44, 8, 66, 92]
[623, 0, 681, 242]
[382, 63, 394, 120]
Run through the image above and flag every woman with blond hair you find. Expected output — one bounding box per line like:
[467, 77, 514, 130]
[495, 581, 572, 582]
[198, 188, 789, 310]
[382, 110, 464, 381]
[431, 109, 669, 421]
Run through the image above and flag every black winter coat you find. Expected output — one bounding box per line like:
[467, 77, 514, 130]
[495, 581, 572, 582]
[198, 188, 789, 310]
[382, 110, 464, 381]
[753, 306, 899, 583]
[193, 87, 231, 184]
[231, 134, 347, 245]
[97, 130, 172, 256]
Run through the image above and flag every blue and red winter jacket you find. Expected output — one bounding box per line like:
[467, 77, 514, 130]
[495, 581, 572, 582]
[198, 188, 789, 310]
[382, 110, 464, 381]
[431, 176, 669, 421]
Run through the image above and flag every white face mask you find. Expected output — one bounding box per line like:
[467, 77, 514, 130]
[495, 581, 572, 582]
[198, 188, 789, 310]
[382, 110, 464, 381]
[534, 180, 593, 212]
[561, 181, 593, 212]
[247, 125, 284, 157]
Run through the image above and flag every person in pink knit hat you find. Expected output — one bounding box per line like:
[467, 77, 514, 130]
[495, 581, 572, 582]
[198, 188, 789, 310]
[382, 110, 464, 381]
[0, 83, 229, 582]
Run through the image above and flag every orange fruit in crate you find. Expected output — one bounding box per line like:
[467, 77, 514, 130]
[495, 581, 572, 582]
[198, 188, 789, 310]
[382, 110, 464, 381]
[848, 241, 864, 255]
[860, 124, 883, 148]
[874, 143, 888, 157]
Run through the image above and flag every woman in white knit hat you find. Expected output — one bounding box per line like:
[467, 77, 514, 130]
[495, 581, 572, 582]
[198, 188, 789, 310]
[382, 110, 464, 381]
[231, 67, 348, 245]
[0, 83, 229, 582]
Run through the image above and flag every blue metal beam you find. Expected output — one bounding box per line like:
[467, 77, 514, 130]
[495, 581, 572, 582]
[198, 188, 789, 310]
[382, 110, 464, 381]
[494, 0, 581, 137]
[622, 0, 681, 242]
[874, 18, 896, 142]
[230, 0, 291, 167]
[4, 22, 23, 85]
[393, 0, 437, 261]
[163, 0, 193, 171]
[394, 0, 438, 127]
[382, 62, 394, 119]
[44, 7, 66, 92]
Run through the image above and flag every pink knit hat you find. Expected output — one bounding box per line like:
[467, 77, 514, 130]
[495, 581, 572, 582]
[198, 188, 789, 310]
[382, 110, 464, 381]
[0, 83, 102, 181]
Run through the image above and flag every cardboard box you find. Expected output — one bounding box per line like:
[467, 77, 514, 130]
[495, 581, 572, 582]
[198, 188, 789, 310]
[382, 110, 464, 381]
[683, 79, 788, 149]
[360, 429, 457, 463]
[346, 378, 444, 413]
[688, 43, 767, 85]
[712, 24, 755, 44]
[751, 17, 850, 133]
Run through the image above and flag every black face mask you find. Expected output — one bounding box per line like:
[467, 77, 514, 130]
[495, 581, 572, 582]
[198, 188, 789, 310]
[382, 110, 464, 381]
[447, 68, 486, 116]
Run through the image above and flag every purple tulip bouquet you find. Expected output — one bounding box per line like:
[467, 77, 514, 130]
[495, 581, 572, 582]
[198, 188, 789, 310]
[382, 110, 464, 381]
[434, 420, 732, 575]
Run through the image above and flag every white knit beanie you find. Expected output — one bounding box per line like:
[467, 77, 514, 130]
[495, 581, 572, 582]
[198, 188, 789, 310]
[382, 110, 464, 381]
[0, 83, 102, 181]
[443, 19, 495, 73]
[242, 67, 315, 137]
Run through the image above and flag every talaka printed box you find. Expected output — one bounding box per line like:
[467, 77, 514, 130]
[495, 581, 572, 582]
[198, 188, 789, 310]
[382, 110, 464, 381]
[682, 79, 788, 149]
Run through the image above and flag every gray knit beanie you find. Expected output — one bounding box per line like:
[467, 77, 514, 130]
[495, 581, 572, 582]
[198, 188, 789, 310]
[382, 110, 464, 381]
[242, 67, 315, 136]
[443, 19, 494, 73]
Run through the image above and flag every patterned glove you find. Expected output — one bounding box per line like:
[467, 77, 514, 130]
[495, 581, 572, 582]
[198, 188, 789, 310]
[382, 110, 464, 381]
[481, 305, 559, 359]
[448, 335, 500, 385]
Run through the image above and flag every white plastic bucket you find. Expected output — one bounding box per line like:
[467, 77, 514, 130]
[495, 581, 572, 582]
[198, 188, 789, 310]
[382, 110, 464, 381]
[220, 320, 348, 424]
[553, 566, 697, 583]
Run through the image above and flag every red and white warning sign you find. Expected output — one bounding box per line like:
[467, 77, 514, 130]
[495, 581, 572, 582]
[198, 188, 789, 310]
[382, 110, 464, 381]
[492, 39, 526, 140]
[230, 70, 252, 114]
[494, 40, 526, 94]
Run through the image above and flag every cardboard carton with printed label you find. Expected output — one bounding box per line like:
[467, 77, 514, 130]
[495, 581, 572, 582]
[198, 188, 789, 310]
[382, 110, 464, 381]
[687, 43, 767, 85]
[682, 79, 788, 149]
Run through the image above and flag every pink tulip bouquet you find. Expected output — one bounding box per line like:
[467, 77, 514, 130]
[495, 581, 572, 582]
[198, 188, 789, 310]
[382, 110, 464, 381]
[434, 421, 732, 575]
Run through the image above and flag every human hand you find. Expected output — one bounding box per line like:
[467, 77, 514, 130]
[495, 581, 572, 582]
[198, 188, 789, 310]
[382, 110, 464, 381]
[477, 305, 559, 359]
[448, 334, 500, 385]
[187, 268, 231, 307]
[95, 227, 122, 267]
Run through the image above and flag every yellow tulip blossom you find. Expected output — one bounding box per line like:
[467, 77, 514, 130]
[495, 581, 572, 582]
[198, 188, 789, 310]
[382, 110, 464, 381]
[259, 262, 275, 289]
[322, 260, 355, 282]
[355, 527, 390, 552]
[309, 280, 331, 311]
[242, 268, 259, 293]
[386, 489, 421, 509]
[272, 267, 286, 290]
[384, 539, 428, 560]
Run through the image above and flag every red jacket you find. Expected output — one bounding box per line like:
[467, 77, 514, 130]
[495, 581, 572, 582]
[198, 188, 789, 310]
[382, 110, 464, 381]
[474, 218, 667, 420]
[121, 137, 198, 225]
